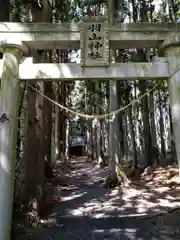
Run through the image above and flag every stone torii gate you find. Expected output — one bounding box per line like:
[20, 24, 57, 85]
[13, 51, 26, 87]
[0, 17, 180, 239]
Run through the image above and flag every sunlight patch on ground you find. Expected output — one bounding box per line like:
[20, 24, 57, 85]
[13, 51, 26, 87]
[158, 198, 179, 208]
[66, 186, 180, 218]
[65, 166, 180, 218]
[93, 228, 137, 234]
[93, 228, 138, 240]
[55, 162, 180, 220]
[60, 192, 87, 202]
[154, 186, 170, 193]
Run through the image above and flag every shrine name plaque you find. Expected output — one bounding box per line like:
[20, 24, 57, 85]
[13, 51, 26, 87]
[80, 16, 109, 67]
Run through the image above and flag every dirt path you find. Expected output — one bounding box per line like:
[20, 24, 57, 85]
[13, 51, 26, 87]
[16, 160, 180, 240]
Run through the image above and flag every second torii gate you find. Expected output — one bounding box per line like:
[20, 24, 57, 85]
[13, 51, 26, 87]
[0, 16, 180, 239]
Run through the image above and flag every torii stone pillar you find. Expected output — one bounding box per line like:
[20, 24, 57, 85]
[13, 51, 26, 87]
[0, 41, 25, 240]
[162, 36, 180, 175]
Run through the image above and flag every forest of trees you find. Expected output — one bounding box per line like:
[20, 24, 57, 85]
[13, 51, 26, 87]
[0, 0, 180, 234]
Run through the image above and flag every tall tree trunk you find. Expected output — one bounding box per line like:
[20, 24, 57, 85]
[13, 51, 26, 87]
[139, 81, 153, 166]
[24, 0, 52, 223]
[54, 50, 62, 160]
[126, 82, 138, 170]
[167, 0, 176, 21]
[169, 106, 177, 162]
[54, 81, 60, 160]
[85, 82, 93, 161]
[91, 105, 96, 161]
[44, 80, 53, 165]
[59, 81, 65, 158]
[123, 113, 129, 158]
[116, 50, 125, 159]
[124, 81, 138, 169]
[108, 77, 118, 182]
[95, 81, 102, 164]
[131, 0, 138, 22]
[58, 50, 69, 161]
[158, 89, 166, 158]
[128, 106, 138, 169]
[0, 0, 9, 21]
[149, 90, 157, 147]
[10, 0, 20, 21]
[25, 81, 45, 222]
[116, 81, 125, 159]
[64, 84, 71, 161]
[149, 88, 158, 163]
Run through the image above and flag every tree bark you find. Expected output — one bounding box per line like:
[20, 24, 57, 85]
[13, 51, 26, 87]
[44, 80, 53, 165]
[139, 81, 153, 166]
[158, 89, 166, 158]
[0, 0, 9, 21]
[24, 0, 52, 223]
[25, 82, 45, 220]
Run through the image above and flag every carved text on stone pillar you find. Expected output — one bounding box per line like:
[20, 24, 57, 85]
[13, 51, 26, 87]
[80, 17, 109, 67]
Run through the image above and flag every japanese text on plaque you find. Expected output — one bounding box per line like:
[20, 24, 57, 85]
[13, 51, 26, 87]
[87, 23, 103, 60]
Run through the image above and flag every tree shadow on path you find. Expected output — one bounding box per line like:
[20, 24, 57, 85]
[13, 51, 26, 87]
[15, 159, 180, 240]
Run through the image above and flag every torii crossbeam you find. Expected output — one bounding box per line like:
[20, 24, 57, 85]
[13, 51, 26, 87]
[0, 58, 169, 81]
[0, 22, 179, 49]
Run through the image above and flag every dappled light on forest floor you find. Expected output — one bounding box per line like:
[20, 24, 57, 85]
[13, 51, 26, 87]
[16, 159, 180, 239]
[46, 162, 180, 223]
[52, 162, 180, 219]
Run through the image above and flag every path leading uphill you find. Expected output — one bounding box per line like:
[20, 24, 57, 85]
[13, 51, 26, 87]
[16, 159, 180, 240]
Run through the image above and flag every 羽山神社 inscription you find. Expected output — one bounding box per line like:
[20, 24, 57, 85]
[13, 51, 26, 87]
[80, 17, 109, 67]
